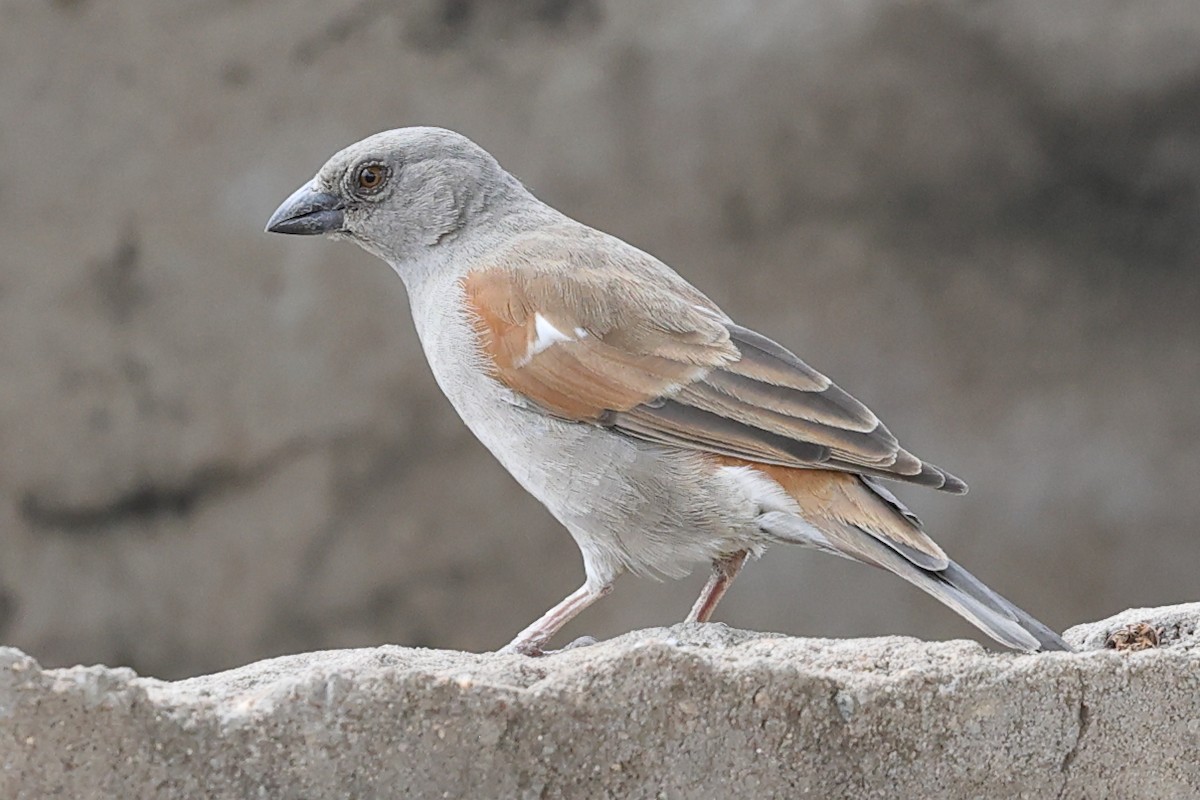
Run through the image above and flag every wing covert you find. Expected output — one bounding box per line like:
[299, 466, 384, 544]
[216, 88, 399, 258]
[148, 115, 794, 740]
[460, 236, 966, 494]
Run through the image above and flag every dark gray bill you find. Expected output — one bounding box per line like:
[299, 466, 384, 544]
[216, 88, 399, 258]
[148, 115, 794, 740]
[265, 183, 345, 235]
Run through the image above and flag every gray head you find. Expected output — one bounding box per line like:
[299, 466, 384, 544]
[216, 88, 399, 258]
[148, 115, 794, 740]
[266, 127, 526, 263]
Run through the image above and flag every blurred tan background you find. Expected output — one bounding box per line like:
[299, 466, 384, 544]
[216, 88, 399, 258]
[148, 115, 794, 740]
[2, 0, 1198, 678]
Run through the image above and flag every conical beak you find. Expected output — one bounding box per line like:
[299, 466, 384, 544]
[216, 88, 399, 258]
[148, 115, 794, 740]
[265, 182, 345, 235]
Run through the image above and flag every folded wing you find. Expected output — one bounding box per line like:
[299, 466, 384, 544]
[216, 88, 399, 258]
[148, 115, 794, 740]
[461, 231, 967, 496]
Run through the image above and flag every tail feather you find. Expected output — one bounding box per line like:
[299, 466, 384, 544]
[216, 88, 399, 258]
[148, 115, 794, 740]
[850, 532, 1072, 652]
[746, 467, 1071, 652]
[936, 560, 1072, 652]
[763, 513, 1071, 651]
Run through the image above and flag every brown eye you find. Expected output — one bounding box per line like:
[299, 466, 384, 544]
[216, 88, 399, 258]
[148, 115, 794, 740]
[354, 163, 388, 194]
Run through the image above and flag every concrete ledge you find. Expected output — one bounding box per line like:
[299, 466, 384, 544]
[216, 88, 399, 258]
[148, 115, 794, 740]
[2, 604, 1198, 799]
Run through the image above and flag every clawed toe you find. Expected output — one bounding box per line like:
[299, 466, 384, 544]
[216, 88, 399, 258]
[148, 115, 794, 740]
[561, 635, 600, 651]
[498, 641, 545, 657]
[499, 635, 601, 657]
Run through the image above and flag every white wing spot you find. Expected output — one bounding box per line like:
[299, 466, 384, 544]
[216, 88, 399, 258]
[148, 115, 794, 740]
[519, 313, 575, 365]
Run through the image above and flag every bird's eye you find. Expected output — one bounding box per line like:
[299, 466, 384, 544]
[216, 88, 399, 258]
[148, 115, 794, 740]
[353, 163, 389, 195]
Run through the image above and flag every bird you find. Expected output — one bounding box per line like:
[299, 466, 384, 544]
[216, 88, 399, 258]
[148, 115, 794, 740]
[265, 127, 1070, 655]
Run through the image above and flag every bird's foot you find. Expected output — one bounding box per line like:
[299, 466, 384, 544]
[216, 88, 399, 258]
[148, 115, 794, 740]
[560, 635, 601, 651]
[498, 635, 601, 657]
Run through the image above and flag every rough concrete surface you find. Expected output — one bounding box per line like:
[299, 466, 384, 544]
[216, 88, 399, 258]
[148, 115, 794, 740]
[1, 604, 1197, 800]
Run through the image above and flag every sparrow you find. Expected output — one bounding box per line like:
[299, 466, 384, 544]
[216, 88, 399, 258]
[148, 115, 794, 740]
[266, 127, 1070, 655]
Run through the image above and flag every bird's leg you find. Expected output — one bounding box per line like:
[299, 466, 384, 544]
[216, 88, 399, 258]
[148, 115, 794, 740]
[501, 582, 613, 656]
[686, 550, 749, 623]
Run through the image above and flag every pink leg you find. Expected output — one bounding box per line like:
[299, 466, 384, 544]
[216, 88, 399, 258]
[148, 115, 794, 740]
[686, 551, 749, 623]
[502, 582, 613, 656]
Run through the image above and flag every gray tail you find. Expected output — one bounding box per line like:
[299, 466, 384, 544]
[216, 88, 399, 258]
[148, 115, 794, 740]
[877, 547, 1072, 652]
[761, 495, 1071, 651]
[790, 515, 1073, 652]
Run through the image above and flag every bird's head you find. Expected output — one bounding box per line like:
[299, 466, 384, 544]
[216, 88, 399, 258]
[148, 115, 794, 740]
[266, 127, 521, 264]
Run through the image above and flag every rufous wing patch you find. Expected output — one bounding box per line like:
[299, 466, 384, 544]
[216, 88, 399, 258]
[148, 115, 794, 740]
[461, 269, 726, 422]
